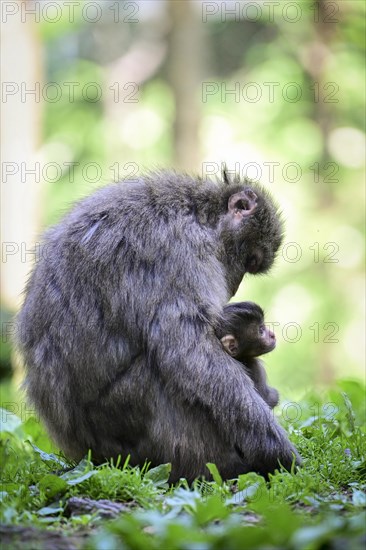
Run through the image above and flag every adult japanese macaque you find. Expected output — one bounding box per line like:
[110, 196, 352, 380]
[17, 170, 300, 482]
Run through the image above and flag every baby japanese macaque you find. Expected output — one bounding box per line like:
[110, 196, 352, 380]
[218, 302, 279, 408]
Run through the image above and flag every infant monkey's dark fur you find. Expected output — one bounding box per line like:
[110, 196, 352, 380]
[17, 170, 300, 483]
[217, 302, 279, 409]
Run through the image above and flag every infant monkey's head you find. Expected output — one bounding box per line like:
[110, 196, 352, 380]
[218, 302, 276, 360]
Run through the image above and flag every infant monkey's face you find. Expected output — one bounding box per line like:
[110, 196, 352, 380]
[221, 319, 276, 360]
[254, 322, 276, 355]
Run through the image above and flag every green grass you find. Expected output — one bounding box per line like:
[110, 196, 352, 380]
[1, 379, 365, 549]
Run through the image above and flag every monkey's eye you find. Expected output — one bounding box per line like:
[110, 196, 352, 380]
[259, 325, 266, 336]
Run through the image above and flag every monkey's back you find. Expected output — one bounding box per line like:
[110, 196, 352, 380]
[16, 173, 229, 458]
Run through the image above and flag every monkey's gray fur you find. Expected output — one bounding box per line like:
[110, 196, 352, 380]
[17, 170, 300, 482]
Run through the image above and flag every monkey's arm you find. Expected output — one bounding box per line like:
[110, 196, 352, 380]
[244, 360, 279, 409]
[266, 387, 280, 409]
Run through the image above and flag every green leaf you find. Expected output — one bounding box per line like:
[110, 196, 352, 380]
[226, 481, 263, 505]
[166, 488, 201, 511]
[38, 474, 67, 498]
[29, 443, 67, 466]
[206, 463, 223, 486]
[352, 489, 366, 507]
[145, 463, 171, 486]
[38, 502, 64, 516]
[65, 470, 96, 486]
[236, 472, 264, 491]
[194, 495, 230, 525]
[61, 458, 96, 485]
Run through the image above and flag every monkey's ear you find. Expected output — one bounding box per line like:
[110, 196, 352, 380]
[228, 189, 257, 220]
[221, 335, 239, 356]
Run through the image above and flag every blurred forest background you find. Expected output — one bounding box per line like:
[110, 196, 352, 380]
[1, 0, 365, 402]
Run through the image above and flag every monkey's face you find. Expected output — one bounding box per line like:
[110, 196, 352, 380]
[221, 321, 276, 360]
[254, 323, 276, 355]
[236, 321, 276, 358]
[220, 302, 276, 359]
[224, 185, 284, 276]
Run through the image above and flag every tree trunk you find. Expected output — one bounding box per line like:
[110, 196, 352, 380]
[1, 0, 44, 311]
